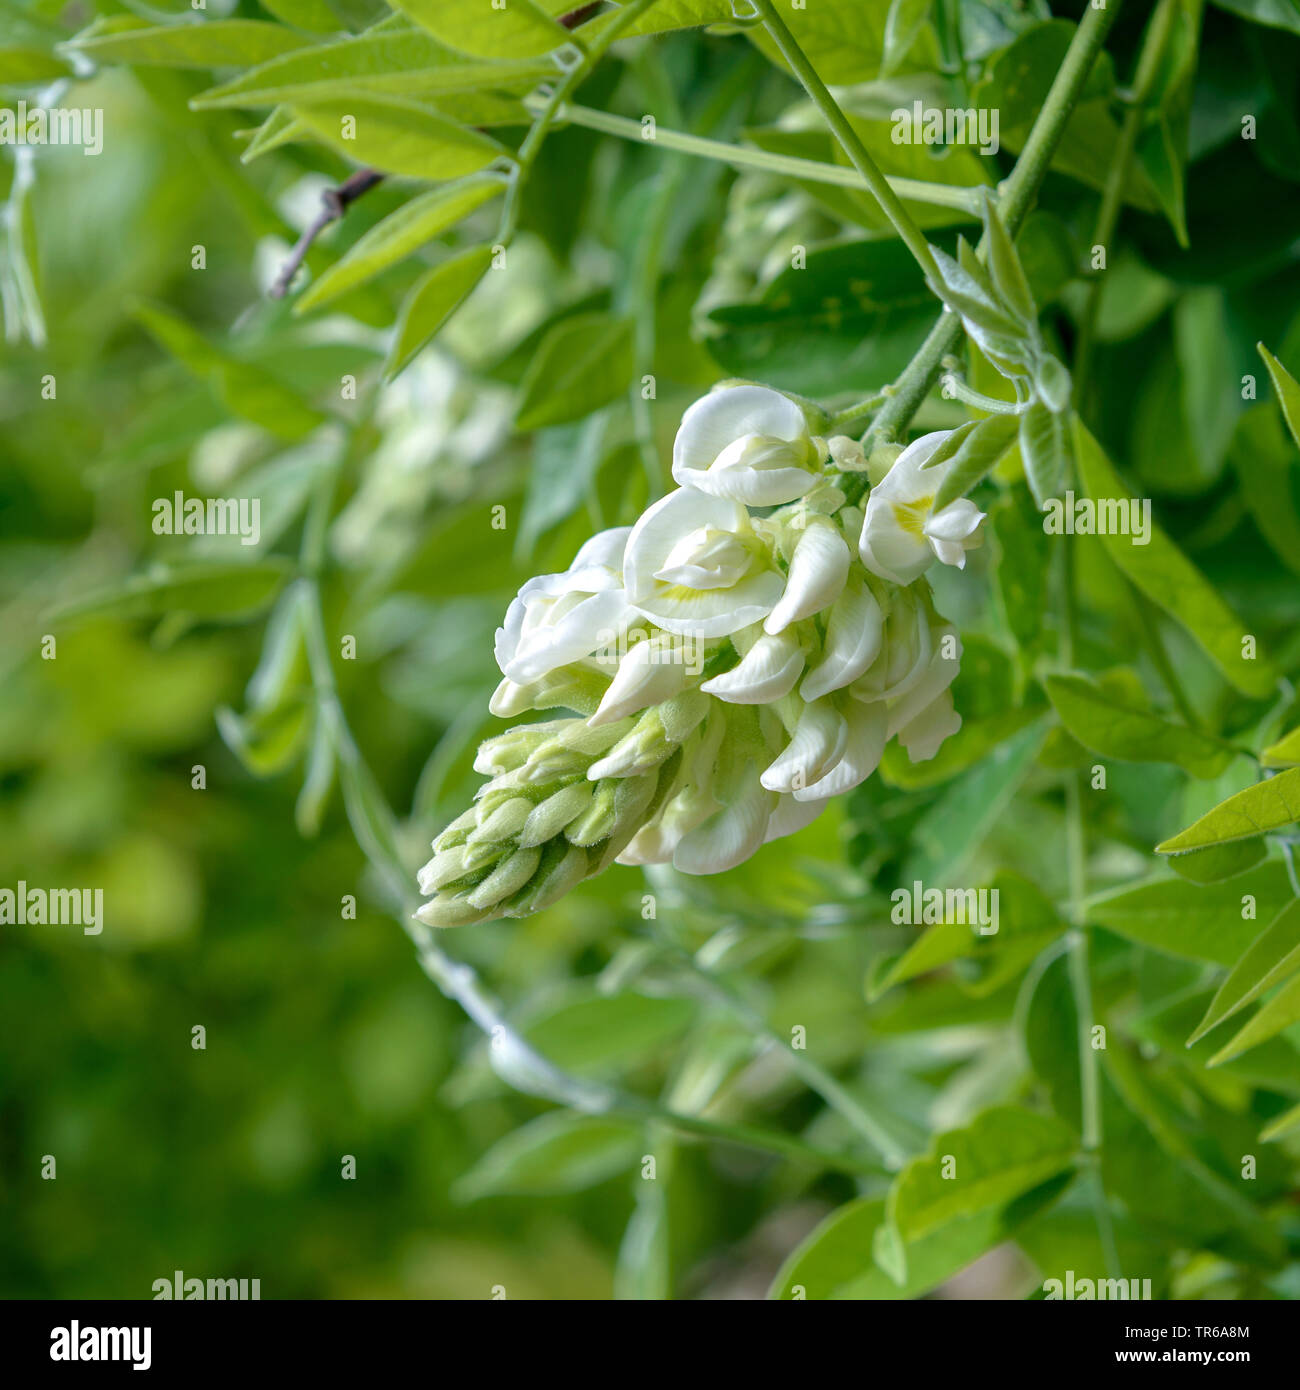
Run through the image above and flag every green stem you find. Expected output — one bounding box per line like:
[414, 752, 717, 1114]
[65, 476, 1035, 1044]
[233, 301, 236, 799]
[1059, 418, 1120, 1282]
[674, 950, 909, 1169]
[1125, 576, 1200, 729]
[751, 0, 943, 278]
[1074, 0, 1179, 401]
[857, 0, 1124, 467]
[538, 99, 985, 213]
[498, 0, 665, 244]
[296, 574, 880, 1179]
[942, 372, 1027, 416]
[827, 393, 888, 431]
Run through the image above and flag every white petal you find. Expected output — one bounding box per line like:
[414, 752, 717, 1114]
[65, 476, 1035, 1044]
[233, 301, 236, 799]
[760, 702, 847, 794]
[589, 636, 691, 727]
[496, 584, 631, 685]
[488, 677, 535, 718]
[624, 487, 782, 637]
[886, 626, 961, 737]
[672, 776, 777, 875]
[924, 498, 984, 542]
[868, 430, 952, 503]
[571, 525, 633, 572]
[763, 794, 830, 845]
[858, 429, 956, 585]
[797, 699, 886, 801]
[702, 631, 803, 704]
[617, 785, 718, 866]
[800, 575, 883, 701]
[673, 385, 814, 505]
[764, 518, 849, 634]
[896, 687, 962, 762]
[852, 593, 933, 703]
[858, 500, 933, 585]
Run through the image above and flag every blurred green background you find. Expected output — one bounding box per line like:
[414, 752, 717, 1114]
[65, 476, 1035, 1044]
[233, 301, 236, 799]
[5, 0, 1300, 1301]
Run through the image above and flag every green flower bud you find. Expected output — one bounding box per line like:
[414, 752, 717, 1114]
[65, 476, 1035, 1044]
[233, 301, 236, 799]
[469, 796, 534, 845]
[520, 780, 593, 848]
[466, 845, 543, 910]
[565, 780, 618, 846]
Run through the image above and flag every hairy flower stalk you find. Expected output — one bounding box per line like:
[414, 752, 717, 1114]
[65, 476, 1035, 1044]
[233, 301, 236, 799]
[418, 384, 983, 928]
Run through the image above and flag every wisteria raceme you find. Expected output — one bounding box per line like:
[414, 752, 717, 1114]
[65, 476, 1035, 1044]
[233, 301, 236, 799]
[416, 384, 984, 928]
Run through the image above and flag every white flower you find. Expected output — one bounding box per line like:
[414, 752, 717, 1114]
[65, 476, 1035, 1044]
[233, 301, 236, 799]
[589, 633, 692, 727]
[760, 697, 888, 803]
[858, 431, 986, 585]
[671, 719, 780, 873]
[799, 573, 884, 702]
[764, 515, 850, 634]
[623, 487, 784, 637]
[701, 629, 803, 704]
[494, 526, 633, 685]
[673, 384, 820, 505]
[850, 584, 934, 704]
[885, 625, 963, 762]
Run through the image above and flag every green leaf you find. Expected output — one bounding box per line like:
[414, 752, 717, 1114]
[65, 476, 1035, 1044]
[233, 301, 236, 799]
[1207, 0, 1300, 36]
[1044, 671, 1233, 778]
[971, 21, 1159, 211]
[992, 482, 1049, 649]
[394, 0, 568, 58]
[1087, 863, 1297, 965]
[1134, 0, 1201, 246]
[514, 313, 636, 431]
[901, 720, 1046, 886]
[982, 192, 1036, 324]
[291, 94, 505, 180]
[1018, 400, 1070, 507]
[66, 16, 313, 68]
[295, 174, 506, 313]
[704, 239, 935, 398]
[258, 0, 341, 33]
[927, 243, 1029, 359]
[520, 991, 695, 1077]
[1166, 838, 1267, 883]
[747, 0, 898, 84]
[133, 302, 328, 439]
[880, 0, 932, 76]
[886, 1105, 1076, 1245]
[295, 713, 336, 837]
[1258, 341, 1300, 448]
[927, 413, 1019, 511]
[517, 416, 606, 560]
[1074, 419, 1276, 698]
[769, 1194, 1045, 1300]
[1229, 405, 1300, 580]
[1260, 1099, 1300, 1141]
[216, 701, 311, 777]
[1174, 288, 1236, 480]
[1023, 953, 1082, 1130]
[1262, 726, 1300, 768]
[192, 25, 546, 110]
[1190, 898, 1300, 1043]
[453, 1112, 641, 1200]
[1156, 768, 1300, 854]
[384, 243, 493, 379]
[50, 561, 291, 623]
[1209, 971, 1300, 1065]
[0, 45, 71, 81]
[870, 871, 1062, 998]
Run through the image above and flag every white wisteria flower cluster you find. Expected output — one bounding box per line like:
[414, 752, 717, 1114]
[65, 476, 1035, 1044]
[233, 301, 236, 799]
[418, 385, 985, 927]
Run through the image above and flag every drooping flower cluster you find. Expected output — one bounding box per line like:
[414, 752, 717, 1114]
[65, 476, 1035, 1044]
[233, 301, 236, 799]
[418, 384, 985, 927]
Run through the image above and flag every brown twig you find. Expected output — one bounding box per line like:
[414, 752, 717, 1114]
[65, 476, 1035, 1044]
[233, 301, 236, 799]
[269, 167, 385, 300]
[268, 5, 600, 300]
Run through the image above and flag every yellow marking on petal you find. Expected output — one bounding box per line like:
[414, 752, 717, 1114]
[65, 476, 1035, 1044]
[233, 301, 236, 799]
[891, 496, 934, 538]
